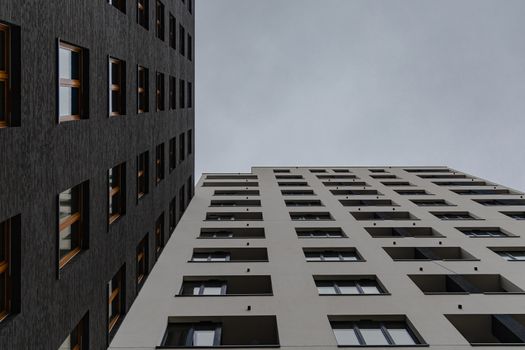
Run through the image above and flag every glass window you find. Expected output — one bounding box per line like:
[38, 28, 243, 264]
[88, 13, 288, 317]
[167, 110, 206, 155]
[108, 0, 126, 13]
[136, 235, 148, 287]
[187, 82, 192, 108]
[193, 329, 216, 347]
[201, 286, 223, 295]
[169, 76, 176, 110]
[333, 328, 360, 346]
[109, 163, 125, 224]
[59, 316, 86, 350]
[388, 327, 416, 345]
[109, 58, 125, 116]
[0, 219, 10, 321]
[58, 184, 85, 268]
[179, 79, 185, 108]
[58, 42, 83, 122]
[169, 196, 177, 234]
[317, 284, 337, 295]
[137, 0, 149, 29]
[169, 137, 176, 172]
[156, 72, 165, 111]
[169, 14, 176, 49]
[179, 24, 185, 55]
[155, 143, 165, 184]
[137, 151, 149, 199]
[108, 267, 124, 334]
[0, 24, 8, 127]
[179, 132, 185, 162]
[137, 66, 149, 113]
[498, 251, 525, 261]
[360, 327, 388, 345]
[337, 282, 359, 295]
[155, 214, 164, 259]
[156, 1, 165, 40]
[332, 321, 420, 346]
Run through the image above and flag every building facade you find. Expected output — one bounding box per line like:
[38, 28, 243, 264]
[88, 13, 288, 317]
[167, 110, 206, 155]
[0, 0, 194, 348]
[111, 166, 525, 349]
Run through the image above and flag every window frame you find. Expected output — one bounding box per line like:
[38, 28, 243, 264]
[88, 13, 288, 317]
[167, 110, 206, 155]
[137, 65, 149, 113]
[0, 219, 11, 321]
[169, 136, 177, 172]
[317, 280, 383, 295]
[137, 0, 149, 29]
[332, 321, 419, 346]
[58, 41, 84, 123]
[155, 143, 165, 184]
[108, 267, 125, 335]
[155, 0, 165, 41]
[108, 57, 125, 116]
[136, 235, 148, 288]
[137, 151, 149, 200]
[0, 23, 9, 128]
[156, 71, 165, 111]
[108, 163, 126, 225]
[58, 183, 86, 269]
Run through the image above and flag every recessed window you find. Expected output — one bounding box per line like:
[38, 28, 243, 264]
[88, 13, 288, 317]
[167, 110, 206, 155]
[137, 66, 149, 113]
[296, 228, 345, 238]
[108, 163, 126, 224]
[459, 228, 510, 238]
[199, 227, 264, 239]
[475, 198, 525, 205]
[285, 199, 323, 207]
[136, 234, 148, 289]
[446, 314, 525, 345]
[273, 169, 290, 173]
[187, 129, 193, 155]
[169, 136, 176, 172]
[58, 41, 87, 122]
[59, 313, 88, 350]
[331, 319, 423, 346]
[370, 174, 397, 179]
[179, 276, 272, 296]
[369, 169, 386, 173]
[496, 250, 525, 261]
[455, 189, 514, 195]
[350, 211, 418, 221]
[323, 181, 368, 187]
[381, 181, 412, 187]
[178, 185, 185, 218]
[331, 189, 382, 196]
[108, 0, 126, 12]
[281, 189, 314, 196]
[0, 22, 20, 128]
[384, 247, 476, 261]
[169, 14, 176, 49]
[179, 132, 185, 163]
[366, 227, 443, 238]
[192, 252, 230, 262]
[411, 199, 453, 207]
[108, 57, 126, 116]
[188, 0, 193, 14]
[58, 182, 88, 268]
[137, 151, 149, 200]
[179, 24, 185, 56]
[155, 214, 164, 259]
[156, 72, 165, 111]
[169, 75, 176, 110]
[395, 189, 429, 195]
[501, 212, 525, 220]
[203, 181, 259, 188]
[214, 190, 260, 196]
[108, 266, 125, 337]
[432, 212, 477, 220]
[191, 248, 268, 262]
[0, 215, 20, 322]
[155, 143, 165, 185]
[405, 168, 450, 173]
[178, 78, 185, 108]
[278, 181, 309, 187]
[187, 81, 192, 108]
[409, 274, 522, 294]
[187, 34, 192, 61]
[155, 1, 165, 40]
[318, 174, 357, 179]
[290, 212, 333, 221]
[304, 249, 361, 262]
[434, 180, 487, 187]
[137, 0, 149, 29]
[339, 199, 397, 207]
[309, 169, 326, 173]
[169, 196, 177, 234]
[206, 212, 263, 221]
[316, 277, 385, 295]
[187, 175, 193, 200]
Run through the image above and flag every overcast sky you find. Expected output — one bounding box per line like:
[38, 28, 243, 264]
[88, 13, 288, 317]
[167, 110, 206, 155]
[195, 0, 525, 190]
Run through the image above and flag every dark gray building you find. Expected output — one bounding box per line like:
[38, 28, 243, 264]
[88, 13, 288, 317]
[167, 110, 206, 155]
[0, 0, 194, 348]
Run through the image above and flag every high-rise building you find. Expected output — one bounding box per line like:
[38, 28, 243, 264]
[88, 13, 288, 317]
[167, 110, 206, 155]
[110, 166, 525, 349]
[0, 1, 194, 348]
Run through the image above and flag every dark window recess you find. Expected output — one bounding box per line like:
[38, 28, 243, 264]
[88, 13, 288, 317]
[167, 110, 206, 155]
[350, 212, 418, 221]
[58, 41, 89, 122]
[108, 265, 125, 338]
[187, 81, 192, 107]
[296, 228, 345, 238]
[304, 248, 362, 262]
[491, 248, 525, 261]
[446, 314, 525, 345]
[179, 132, 185, 163]
[411, 199, 453, 207]
[432, 212, 477, 220]
[188, 129, 193, 155]
[474, 199, 525, 206]
[317, 174, 357, 179]
[178, 276, 272, 296]
[383, 247, 477, 261]
[169, 196, 177, 234]
[409, 274, 522, 294]
[169, 76, 176, 110]
[178, 24, 185, 56]
[419, 174, 468, 179]
[501, 212, 525, 220]
[137, 151, 149, 199]
[205, 212, 263, 221]
[169, 14, 176, 49]
[0, 215, 20, 322]
[366, 227, 443, 238]
[155, 143, 165, 185]
[136, 234, 148, 288]
[137, 0, 149, 29]
[187, 34, 192, 61]
[214, 190, 260, 196]
[369, 169, 387, 173]
[178, 79, 185, 108]
[191, 248, 268, 262]
[161, 316, 279, 347]
[207, 175, 258, 180]
[209, 200, 261, 207]
[323, 181, 368, 187]
[331, 189, 382, 196]
[155, 0, 165, 40]
[315, 276, 385, 295]
[203, 182, 259, 188]
[290, 212, 333, 221]
[273, 169, 290, 173]
[155, 214, 164, 259]
[178, 186, 185, 219]
[395, 189, 429, 195]
[199, 227, 265, 239]
[340, 199, 397, 207]
[169, 137, 176, 172]
[458, 228, 511, 238]
[137, 66, 149, 113]
[58, 313, 89, 349]
[281, 190, 315, 196]
[109, 57, 126, 116]
[370, 174, 397, 179]
[309, 169, 326, 173]
[381, 181, 412, 187]
[454, 189, 514, 195]
[108, 0, 126, 13]
[0, 22, 20, 128]
[285, 200, 323, 207]
[434, 181, 487, 187]
[278, 181, 309, 187]
[187, 176, 193, 200]
[188, 0, 193, 13]
[275, 175, 303, 179]
[108, 163, 126, 224]
[405, 168, 451, 173]
[156, 72, 165, 111]
[333, 169, 351, 173]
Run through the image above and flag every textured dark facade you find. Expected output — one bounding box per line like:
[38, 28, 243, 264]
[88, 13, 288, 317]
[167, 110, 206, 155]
[0, 0, 194, 349]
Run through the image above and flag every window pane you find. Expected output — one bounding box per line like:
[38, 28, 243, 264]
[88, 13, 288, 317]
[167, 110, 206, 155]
[59, 48, 80, 80]
[0, 272, 6, 313]
[317, 286, 337, 295]
[202, 286, 223, 295]
[59, 87, 80, 117]
[333, 328, 359, 345]
[305, 253, 321, 261]
[111, 62, 120, 85]
[59, 188, 79, 222]
[341, 252, 358, 261]
[0, 223, 5, 262]
[323, 252, 339, 261]
[58, 334, 71, 350]
[360, 328, 388, 345]
[111, 90, 120, 113]
[193, 330, 215, 346]
[338, 283, 359, 294]
[0, 30, 5, 71]
[388, 328, 416, 345]
[0, 81, 5, 120]
[59, 221, 81, 259]
[510, 252, 525, 260]
[361, 285, 381, 294]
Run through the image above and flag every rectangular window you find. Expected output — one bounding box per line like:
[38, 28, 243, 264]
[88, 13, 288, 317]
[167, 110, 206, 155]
[169, 136, 176, 172]
[136, 235, 148, 288]
[108, 0, 126, 13]
[459, 228, 509, 238]
[187, 175, 193, 200]
[332, 320, 420, 346]
[179, 79, 185, 108]
[108, 163, 126, 224]
[58, 41, 87, 122]
[137, 151, 149, 199]
[497, 251, 525, 261]
[169, 76, 176, 109]
[305, 249, 361, 262]
[108, 266, 125, 336]
[156, 72, 165, 111]
[155, 214, 164, 259]
[187, 34, 192, 61]
[109, 57, 125, 116]
[0, 216, 19, 322]
[155, 0, 165, 41]
[187, 81, 192, 108]
[169, 196, 177, 234]
[316, 279, 384, 295]
[179, 132, 186, 163]
[155, 143, 165, 184]
[169, 14, 176, 49]
[188, 0, 193, 14]
[137, 66, 149, 113]
[59, 313, 88, 350]
[0, 23, 17, 128]
[179, 24, 185, 56]
[179, 186, 185, 218]
[137, 0, 149, 29]
[187, 129, 193, 155]
[58, 182, 87, 268]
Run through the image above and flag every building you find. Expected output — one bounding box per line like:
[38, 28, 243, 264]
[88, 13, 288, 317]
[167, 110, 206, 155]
[110, 166, 525, 349]
[0, 0, 194, 348]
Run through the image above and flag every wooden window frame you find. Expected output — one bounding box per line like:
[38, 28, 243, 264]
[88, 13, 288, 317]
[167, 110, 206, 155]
[137, 152, 149, 200]
[136, 235, 148, 287]
[108, 268, 124, 333]
[137, 65, 149, 113]
[155, 214, 164, 259]
[156, 72, 165, 112]
[58, 184, 85, 269]
[108, 163, 125, 225]
[58, 41, 83, 123]
[109, 58, 125, 117]
[0, 219, 11, 321]
[0, 24, 9, 128]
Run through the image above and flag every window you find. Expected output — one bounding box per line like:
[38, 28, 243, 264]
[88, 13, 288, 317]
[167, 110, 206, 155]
[350, 211, 418, 220]
[0, 24, 7, 126]
[409, 274, 522, 294]
[331, 320, 421, 346]
[169, 14, 176, 49]
[296, 228, 345, 238]
[366, 227, 443, 238]
[169, 196, 177, 234]
[304, 249, 361, 262]
[187, 34, 192, 61]
[58, 41, 87, 122]
[179, 24, 185, 56]
[169, 76, 176, 109]
[411, 199, 452, 206]
[290, 212, 333, 221]
[191, 248, 268, 262]
[205, 212, 263, 221]
[187, 129, 193, 155]
[200, 227, 264, 239]
[108, 266, 125, 336]
[155, 214, 164, 259]
[501, 212, 525, 220]
[59, 314, 88, 350]
[459, 228, 509, 238]
[475, 199, 525, 206]
[169, 136, 176, 172]
[188, 0, 193, 14]
[446, 314, 525, 345]
[0, 23, 19, 128]
[137, 151, 149, 199]
[136, 235, 148, 288]
[0, 216, 19, 322]
[187, 175, 193, 200]
[179, 186, 185, 218]
[493, 250, 525, 261]
[339, 199, 396, 207]
[179, 79, 185, 108]
[137, 66, 149, 113]
[155, 143, 165, 184]
[192, 252, 230, 262]
[58, 182, 87, 268]
[155, 1, 165, 40]
[156, 72, 165, 111]
[108, 163, 126, 224]
[108, 57, 125, 116]
[137, 0, 149, 29]
[316, 279, 383, 295]
[185, 281, 226, 296]
[384, 247, 477, 261]
[179, 276, 272, 296]
[395, 189, 429, 195]
[187, 81, 192, 108]
[285, 200, 323, 207]
[432, 212, 477, 220]
[179, 132, 186, 163]
[108, 0, 126, 12]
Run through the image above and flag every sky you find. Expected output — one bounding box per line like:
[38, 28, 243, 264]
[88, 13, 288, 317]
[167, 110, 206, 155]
[195, 0, 525, 191]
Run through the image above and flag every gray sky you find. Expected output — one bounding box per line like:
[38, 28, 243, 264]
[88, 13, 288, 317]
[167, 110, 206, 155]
[195, 0, 525, 190]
